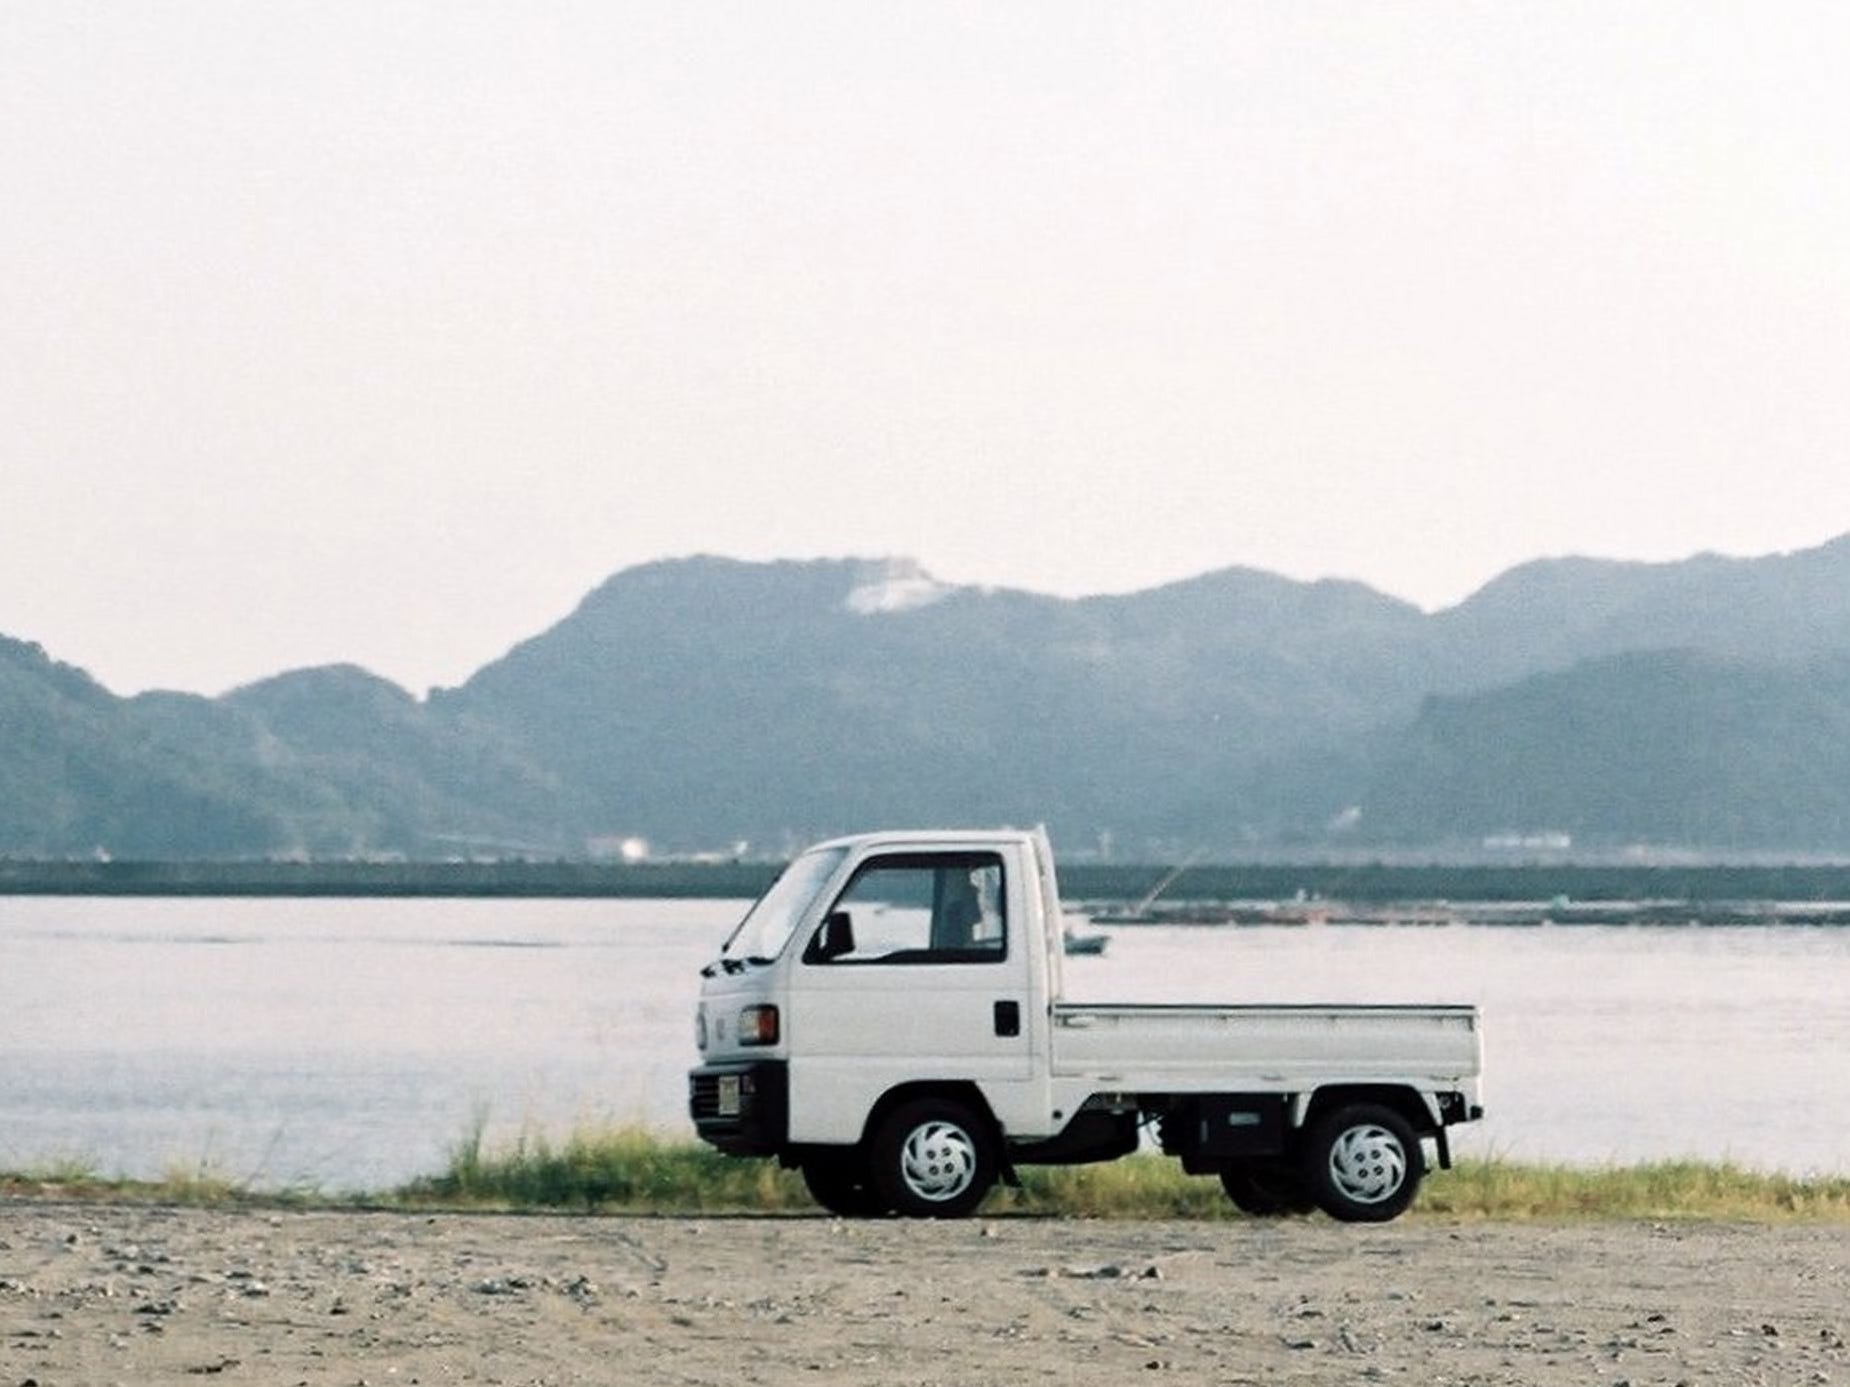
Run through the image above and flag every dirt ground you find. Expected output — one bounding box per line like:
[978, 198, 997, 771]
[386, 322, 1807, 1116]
[3, 1203, 1847, 1386]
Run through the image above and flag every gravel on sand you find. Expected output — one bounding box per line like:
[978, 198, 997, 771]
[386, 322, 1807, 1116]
[2, 1204, 1847, 1385]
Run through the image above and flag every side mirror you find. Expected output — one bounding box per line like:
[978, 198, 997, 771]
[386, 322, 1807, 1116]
[814, 910, 855, 962]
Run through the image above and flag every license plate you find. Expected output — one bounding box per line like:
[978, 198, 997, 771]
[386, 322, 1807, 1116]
[716, 1075, 742, 1117]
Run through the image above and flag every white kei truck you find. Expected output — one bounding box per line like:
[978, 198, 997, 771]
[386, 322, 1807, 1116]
[689, 829, 1484, 1223]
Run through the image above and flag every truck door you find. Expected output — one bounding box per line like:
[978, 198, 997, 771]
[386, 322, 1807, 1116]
[784, 848, 1036, 1143]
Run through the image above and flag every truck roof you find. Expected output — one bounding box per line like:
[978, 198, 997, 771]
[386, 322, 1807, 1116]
[804, 827, 1046, 853]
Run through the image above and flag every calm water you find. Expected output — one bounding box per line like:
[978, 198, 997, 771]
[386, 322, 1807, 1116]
[3, 897, 1847, 1188]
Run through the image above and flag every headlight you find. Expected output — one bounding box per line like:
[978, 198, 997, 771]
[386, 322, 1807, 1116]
[737, 1004, 780, 1046]
[695, 1006, 708, 1050]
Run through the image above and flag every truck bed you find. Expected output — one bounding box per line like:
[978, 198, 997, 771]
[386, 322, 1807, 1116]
[1050, 1001, 1482, 1090]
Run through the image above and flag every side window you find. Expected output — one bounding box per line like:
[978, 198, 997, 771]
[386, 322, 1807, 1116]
[805, 853, 1007, 965]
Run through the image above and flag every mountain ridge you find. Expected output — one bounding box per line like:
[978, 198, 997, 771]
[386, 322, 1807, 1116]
[7, 535, 1850, 858]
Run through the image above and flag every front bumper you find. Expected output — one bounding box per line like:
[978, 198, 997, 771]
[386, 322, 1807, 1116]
[688, 1061, 788, 1157]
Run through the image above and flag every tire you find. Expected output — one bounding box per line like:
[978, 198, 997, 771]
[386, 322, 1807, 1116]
[869, 1098, 998, 1219]
[1300, 1103, 1424, 1223]
[1219, 1158, 1314, 1216]
[800, 1148, 889, 1218]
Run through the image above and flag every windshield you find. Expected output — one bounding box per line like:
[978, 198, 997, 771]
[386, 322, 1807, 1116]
[721, 846, 848, 962]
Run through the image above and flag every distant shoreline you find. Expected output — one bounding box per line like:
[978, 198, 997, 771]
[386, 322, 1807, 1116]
[10, 858, 1850, 906]
[0, 858, 781, 899]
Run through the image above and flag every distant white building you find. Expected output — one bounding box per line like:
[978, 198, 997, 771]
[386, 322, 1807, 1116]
[587, 835, 651, 863]
[1482, 832, 1572, 853]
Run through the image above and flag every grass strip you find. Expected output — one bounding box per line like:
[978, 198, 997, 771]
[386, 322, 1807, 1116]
[8, 1128, 1850, 1221]
[395, 1125, 1850, 1221]
[0, 1158, 318, 1207]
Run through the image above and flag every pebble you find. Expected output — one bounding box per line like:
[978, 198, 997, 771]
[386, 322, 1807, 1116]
[1057, 1263, 1162, 1280]
[473, 1276, 533, 1296]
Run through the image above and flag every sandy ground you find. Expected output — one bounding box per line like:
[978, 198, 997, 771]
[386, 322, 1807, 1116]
[3, 1204, 1847, 1387]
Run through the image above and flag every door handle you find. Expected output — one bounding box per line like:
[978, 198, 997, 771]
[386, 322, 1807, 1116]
[993, 1000, 1021, 1037]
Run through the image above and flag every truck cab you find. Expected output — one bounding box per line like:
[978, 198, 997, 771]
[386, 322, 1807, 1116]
[690, 829, 1484, 1222]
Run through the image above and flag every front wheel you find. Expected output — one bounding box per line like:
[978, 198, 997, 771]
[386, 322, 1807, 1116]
[1300, 1103, 1424, 1223]
[869, 1098, 997, 1218]
[800, 1149, 890, 1217]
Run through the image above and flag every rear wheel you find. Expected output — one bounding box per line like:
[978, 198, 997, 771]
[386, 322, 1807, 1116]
[800, 1149, 889, 1217]
[869, 1098, 997, 1219]
[1300, 1103, 1423, 1223]
[1219, 1158, 1314, 1216]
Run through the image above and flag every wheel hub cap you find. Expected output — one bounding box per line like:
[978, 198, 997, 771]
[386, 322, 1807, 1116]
[899, 1120, 977, 1202]
[1327, 1123, 1407, 1204]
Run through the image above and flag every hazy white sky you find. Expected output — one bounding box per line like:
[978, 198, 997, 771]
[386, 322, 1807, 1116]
[5, 2, 1848, 697]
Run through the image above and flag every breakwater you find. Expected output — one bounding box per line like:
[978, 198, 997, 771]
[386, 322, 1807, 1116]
[8, 856, 1850, 905]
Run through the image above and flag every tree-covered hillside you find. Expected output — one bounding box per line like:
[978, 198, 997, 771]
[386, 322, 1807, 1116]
[7, 537, 1850, 858]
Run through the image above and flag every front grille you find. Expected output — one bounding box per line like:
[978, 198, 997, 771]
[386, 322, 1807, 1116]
[689, 1072, 721, 1121]
[688, 1062, 785, 1156]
